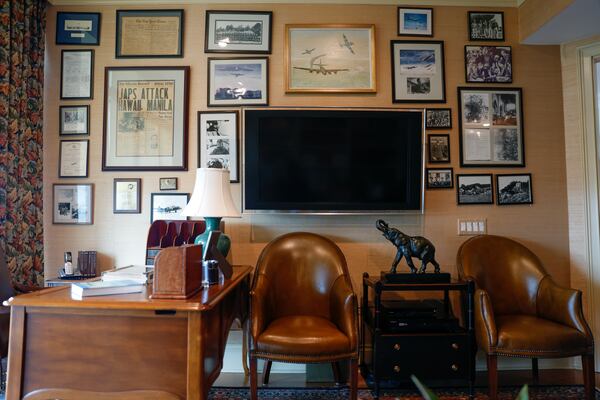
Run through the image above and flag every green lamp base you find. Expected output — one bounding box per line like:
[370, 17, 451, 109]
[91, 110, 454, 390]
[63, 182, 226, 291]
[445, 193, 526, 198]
[194, 217, 231, 258]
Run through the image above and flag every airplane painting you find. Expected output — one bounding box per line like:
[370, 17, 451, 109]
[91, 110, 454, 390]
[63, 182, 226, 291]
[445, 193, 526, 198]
[293, 54, 349, 75]
[302, 48, 316, 55]
[399, 49, 436, 74]
[340, 34, 355, 54]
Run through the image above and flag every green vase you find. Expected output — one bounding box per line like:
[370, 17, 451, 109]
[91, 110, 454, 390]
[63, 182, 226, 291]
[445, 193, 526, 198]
[194, 217, 231, 258]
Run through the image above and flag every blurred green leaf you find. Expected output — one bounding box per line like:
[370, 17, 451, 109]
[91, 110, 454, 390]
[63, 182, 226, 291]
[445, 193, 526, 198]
[515, 384, 529, 400]
[410, 375, 439, 400]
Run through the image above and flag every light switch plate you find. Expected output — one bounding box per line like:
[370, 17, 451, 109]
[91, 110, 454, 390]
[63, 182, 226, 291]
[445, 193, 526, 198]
[458, 218, 487, 235]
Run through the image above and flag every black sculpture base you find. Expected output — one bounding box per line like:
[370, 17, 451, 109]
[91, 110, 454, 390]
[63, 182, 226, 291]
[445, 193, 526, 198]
[381, 272, 451, 284]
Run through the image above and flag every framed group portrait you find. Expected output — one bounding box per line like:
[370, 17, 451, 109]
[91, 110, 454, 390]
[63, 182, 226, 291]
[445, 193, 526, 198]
[465, 45, 512, 83]
[198, 111, 239, 182]
[468, 11, 505, 41]
[205, 10, 272, 53]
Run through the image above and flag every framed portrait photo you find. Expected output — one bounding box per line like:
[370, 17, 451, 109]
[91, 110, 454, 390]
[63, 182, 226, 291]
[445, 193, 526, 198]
[456, 174, 493, 205]
[59, 139, 89, 178]
[60, 105, 89, 136]
[102, 66, 189, 171]
[468, 11, 505, 41]
[113, 178, 141, 214]
[496, 173, 533, 205]
[465, 45, 512, 83]
[391, 40, 446, 103]
[53, 183, 94, 224]
[428, 134, 450, 163]
[398, 7, 433, 37]
[159, 177, 178, 191]
[61, 49, 94, 100]
[205, 10, 272, 53]
[458, 87, 524, 167]
[426, 167, 453, 189]
[426, 108, 452, 129]
[207, 57, 268, 107]
[150, 193, 189, 223]
[285, 24, 376, 93]
[116, 9, 183, 58]
[56, 12, 101, 45]
[198, 111, 239, 182]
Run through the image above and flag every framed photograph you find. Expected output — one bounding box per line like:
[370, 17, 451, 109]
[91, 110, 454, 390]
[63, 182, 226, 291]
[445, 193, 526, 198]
[285, 24, 376, 93]
[456, 174, 493, 205]
[426, 168, 453, 189]
[59, 139, 89, 178]
[468, 11, 505, 41]
[53, 184, 93, 224]
[159, 177, 178, 191]
[56, 12, 101, 45]
[465, 45, 512, 83]
[150, 193, 189, 223]
[391, 40, 446, 103]
[428, 134, 450, 163]
[116, 9, 183, 58]
[198, 111, 239, 182]
[496, 173, 533, 205]
[205, 11, 272, 53]
[458, 87, 524, 167]
[207, 57, 268, 107]
[61, 49, 94, 100]
[102, 66, 189, 171]
[60, 105, 89, 136]
[113, 178, 141, 213]
[398, 7, 433, 37]
[426, 108, 452, 129]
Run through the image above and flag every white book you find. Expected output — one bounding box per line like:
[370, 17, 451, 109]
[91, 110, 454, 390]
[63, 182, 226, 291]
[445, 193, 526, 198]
[71, 279, 144, 299]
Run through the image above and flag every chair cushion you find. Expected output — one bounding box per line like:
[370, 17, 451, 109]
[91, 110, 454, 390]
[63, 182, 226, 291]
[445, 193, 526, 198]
[496, 315, 589, 357]
[255, 316, 351, 356]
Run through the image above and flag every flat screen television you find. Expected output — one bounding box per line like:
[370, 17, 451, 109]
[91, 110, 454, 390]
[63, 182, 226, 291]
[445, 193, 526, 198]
[244, 108, 424, 213]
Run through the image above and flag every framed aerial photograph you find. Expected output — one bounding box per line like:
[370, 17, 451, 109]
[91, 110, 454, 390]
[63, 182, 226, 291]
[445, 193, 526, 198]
[159, 177, 178, 190]
[426, 108, 452, 129]
[496, 173, 533, 205]
[207, 57, 268, 106]
[60, 105, 89, 136]
[391, 40, 445, 103]
[458, 87, 524, 167]
[113, 178, 141, 214]
[426, 167, 453, 189]
[102, 66, 189, 171]
[56, 12, 101, 45]
[398, 7, 433, 37]
[198, 111, 239, 182]
[59, 139, 89, 178]
[468, 11, 505, 41]
[116, 9, 183, 58]
[60, 49, 94, 100]
[53, 183, 94, 224]
[150, 193, 189, 223]
[205, 10, 272, 53]
[456, 174, 493, 205]
[285, 24, 376, 93]
[465, 45, 512, 83]
[428, 134, 450, 163]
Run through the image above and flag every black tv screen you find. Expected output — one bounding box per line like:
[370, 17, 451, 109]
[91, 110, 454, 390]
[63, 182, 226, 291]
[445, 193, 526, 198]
[244, 109, 424, 212]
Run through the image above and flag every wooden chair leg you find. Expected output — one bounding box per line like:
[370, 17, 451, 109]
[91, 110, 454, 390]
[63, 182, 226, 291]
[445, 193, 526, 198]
[487, 354, 498, 400]
[531, 358, 539, 384]
[262, 360, 272, 385]
[349, 358, 358, 400]
[331, 362, 342, 385]
[582, 353, 596, 400]
[250, 357, 258, 400]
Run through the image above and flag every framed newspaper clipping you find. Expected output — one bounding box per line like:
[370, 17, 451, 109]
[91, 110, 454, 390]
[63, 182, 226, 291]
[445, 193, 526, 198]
[102, 66, 189, 171]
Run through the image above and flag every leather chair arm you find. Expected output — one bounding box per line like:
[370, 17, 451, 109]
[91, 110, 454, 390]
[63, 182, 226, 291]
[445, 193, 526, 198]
[249, 275, 271, 348]
[329, 276, 358, 351]
[537, 276, 593, 343]
[475, 288, 498, 353]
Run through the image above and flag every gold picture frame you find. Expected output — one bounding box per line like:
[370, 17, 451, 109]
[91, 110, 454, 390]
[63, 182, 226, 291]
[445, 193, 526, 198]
[285, 24, 376, 93]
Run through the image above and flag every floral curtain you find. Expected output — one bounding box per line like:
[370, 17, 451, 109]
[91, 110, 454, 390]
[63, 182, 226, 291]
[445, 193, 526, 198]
[0, 0, 46, 287]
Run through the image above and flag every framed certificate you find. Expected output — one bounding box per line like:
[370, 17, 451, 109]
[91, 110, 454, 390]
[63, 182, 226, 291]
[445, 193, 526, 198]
[116, 9, 183, 58]
[113, 178, 142, 214]
[56, 12, 101, 45]
[59, 139, 89, 178]
[60, 50, 94, 100]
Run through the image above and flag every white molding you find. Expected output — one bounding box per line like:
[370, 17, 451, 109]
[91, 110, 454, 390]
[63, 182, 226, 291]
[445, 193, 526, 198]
[48, 0, 519, 7]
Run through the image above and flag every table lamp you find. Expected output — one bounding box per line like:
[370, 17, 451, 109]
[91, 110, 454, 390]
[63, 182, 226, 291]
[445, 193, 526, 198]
[182, 168, 241, 259]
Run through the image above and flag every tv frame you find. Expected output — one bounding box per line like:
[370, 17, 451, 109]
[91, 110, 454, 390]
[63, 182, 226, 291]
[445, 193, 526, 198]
[242, 107, 426, 215]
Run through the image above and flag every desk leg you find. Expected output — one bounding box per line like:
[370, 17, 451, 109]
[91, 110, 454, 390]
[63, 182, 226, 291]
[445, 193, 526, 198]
[6, 306, 25, 400]
[187, 312, 206, 400]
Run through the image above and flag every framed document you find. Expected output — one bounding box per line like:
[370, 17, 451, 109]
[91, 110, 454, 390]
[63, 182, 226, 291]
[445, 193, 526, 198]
[53, 184, 94, 224]
[116, 9, 183, 58]
[60, 105, 90, 136]
[207, 57, 268, 106]
[198, 111, 239, 182]
[205, 11, 272, 53]
[159, 177, 178, 190]
[59, 139, 89, 178]
[102, 66, 189, 171]
[60, 50, 94, 100]
[113, 178, 142, 213]
[56, 12, 101, 45]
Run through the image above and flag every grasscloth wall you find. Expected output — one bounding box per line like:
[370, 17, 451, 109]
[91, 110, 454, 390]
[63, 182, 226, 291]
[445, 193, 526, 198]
[44, 3, 569, 292]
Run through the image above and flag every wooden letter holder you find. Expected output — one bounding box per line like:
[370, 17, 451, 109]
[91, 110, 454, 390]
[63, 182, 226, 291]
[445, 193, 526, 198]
[151, 244, 203, 299]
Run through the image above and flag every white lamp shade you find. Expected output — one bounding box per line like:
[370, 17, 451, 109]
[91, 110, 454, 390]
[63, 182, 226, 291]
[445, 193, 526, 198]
[182, 168, 241, 218]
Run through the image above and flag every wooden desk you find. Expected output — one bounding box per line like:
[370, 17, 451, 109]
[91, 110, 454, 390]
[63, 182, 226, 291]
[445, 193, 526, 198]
[5, 265, 251, 400]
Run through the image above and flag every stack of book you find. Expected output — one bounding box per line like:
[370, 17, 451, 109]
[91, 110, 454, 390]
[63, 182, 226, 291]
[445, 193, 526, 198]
[71, 280, 144, 300]
[101, 264, 153, 285]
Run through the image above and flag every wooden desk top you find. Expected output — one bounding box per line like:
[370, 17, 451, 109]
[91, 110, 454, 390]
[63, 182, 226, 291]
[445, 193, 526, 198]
[8, 265, 252, 312]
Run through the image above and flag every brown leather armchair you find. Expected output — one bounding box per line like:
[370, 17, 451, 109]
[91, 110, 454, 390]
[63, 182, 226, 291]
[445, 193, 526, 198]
[249, 232, 358, 400]
[457, 235, 595, 400]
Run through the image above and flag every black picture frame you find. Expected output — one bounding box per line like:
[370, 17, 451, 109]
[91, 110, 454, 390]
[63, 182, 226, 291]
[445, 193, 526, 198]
[60, 49, 94, 100]
[426, 167, 453, 189]
[116, 9, 184, 58]
[150, 192, 190, 223]
[59, 105, 90, 136]
[496, 173, 533, 205]
[428, 134, 450, 163]
[197, 110, 240, 182]
[426, 108, 452, 129]
[59, 139, 89, 178]
[56, 12, 101, 45]
[465, 45, 512, 84]
[397, 7, 433, 37]
[456, 174, 493, 205]
[207, 57, 269, 107]
[205, 10, 273, 54]
[113, 178, 142, 214]
[159, 177, 178, 191]
[468, 11, 505, 41]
